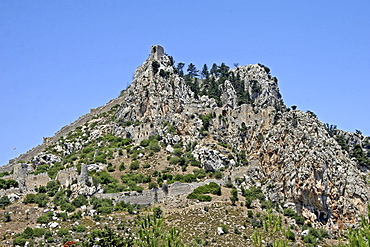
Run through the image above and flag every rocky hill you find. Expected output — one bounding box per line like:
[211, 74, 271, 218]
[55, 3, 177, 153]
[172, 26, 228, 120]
[0, 45, 370, 246]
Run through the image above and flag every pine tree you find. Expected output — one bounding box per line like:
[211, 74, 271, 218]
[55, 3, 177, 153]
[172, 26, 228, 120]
[201, 64, 209, 79]
[187, 63, 199, 78]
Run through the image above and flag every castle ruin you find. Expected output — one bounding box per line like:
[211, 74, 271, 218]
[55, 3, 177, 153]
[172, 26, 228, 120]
[151, 45, 164, 60]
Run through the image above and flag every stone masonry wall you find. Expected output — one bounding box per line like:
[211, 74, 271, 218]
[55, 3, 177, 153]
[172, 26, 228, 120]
[94, 179, 224, 206]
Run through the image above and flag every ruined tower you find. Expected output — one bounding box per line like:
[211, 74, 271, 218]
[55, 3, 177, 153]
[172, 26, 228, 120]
[151, 45, 164, 60]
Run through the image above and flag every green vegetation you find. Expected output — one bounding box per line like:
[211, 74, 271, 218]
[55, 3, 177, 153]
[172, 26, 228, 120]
[187, 182, 221, 202]
[351, 144, 370, 167]
[23, 193, 49, 207]
[283, 208, 305, 225]
[0, 178, 18, 189]
[0, 171, 10, 177]
[242, 186, 265, 208]
[0, 195, 10, 208]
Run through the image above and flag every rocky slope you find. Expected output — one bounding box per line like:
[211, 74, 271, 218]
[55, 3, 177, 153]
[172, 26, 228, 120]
[1, 45, 370, 245]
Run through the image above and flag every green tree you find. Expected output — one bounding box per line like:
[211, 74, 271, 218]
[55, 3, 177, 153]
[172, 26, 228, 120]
[218, 62, 230, 78]
[201, 64, 209, 79]
[176, 62, 185, 77]
[0, 195, 10, 208]
[23, 227, 34, 239]
[230, 188, 238, 205]
[210, 63, 219, 77]
[187, 63, 199, 78]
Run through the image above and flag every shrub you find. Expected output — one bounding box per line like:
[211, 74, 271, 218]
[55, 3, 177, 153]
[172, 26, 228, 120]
[193, 168, 206, 179]
[107, 163, 115, 172]
[133, 186, 144, 193]
[213, 170, 223, 179]
[73, 224, 86, 232]
[94, 170, 118, 184]
[148, 141, 161, 152]
[0, 179, 18, 189]
[97, 206, 114, 215]
[193, 182, 221, 195]
[46, 180, 60, 196]
[34, 164, 49, 175]
[173, 148, 183, 156]
[119, 162, 126, 171]
[130, 161, 140, 170]
[23, 227, 34, 239]
[13, 236, 27, 246]
[57, 228, 69, 237]
[149, 182, 158, 189]
[230, 188, 238, 205]
[221, 225, 229, 234]
[33, 228, 46, 237]
[69, 211, 82, 221]
[187, 192, 212, 202]
[153, 207, 163, 218]
[169, 156, 181, 164]
[36, 212, 53, 224]
[0, 196, 10, 208]
[140, 139, 150, 147]
[61, 202, 76, 212]
[72, 195, 88, 208]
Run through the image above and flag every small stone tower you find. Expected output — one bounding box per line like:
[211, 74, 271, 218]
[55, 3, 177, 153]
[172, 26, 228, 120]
[77, 163, 88, 184]
[151, 45, 164, 60]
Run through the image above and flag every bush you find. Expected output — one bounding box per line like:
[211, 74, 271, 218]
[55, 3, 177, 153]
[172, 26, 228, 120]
[61, 202, 76, 212]
[36, 212, 53, 224]
[242, 186, 265, 208]
[94, 170, 118, 184]
[97, 206, 114, 215]
[0, 179, 18, 189]
[148, 141, 161, 152]
[187, 192, 212, 202]
[13, 236, 27, 246]
[73, 224, 86, 232]
[193, 182, 221, 195]
[107, 163, 115, 172]
[140, 139, 150, 147]
[149, 182, 158, 189]
[213, 170, 223, 179]
[221, 225, 229, 234]
[57, 228, 69, 237]
[23, 227, 34, 239]
[169, 156, 181, 165]
[72, 195, 88, 208]
[193, 168, 206, 179]
[33, 228, 46, 237]
[153, 207, 163, 218]
[119, 162, 126, 171]
[130, 161, 140, 170]
[69, 211, 82, 221]
[0, 195, 10, 208]
[46, 180, 60, 196]
[173, 148, 183, 156]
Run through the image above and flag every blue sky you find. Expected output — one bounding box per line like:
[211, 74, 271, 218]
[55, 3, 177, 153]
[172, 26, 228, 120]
[1, 1, 369, 166]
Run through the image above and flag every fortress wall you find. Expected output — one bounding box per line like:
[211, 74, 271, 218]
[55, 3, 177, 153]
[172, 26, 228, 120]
[24, 173, 50, 189]
[56, 167, 79, 187]
[94, 179, 224, 206]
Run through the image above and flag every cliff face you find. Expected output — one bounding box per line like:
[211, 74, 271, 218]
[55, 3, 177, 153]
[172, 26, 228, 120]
[2, 45, 369, 234]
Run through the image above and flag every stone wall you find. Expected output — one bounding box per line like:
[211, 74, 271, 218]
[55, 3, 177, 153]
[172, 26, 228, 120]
[94, 179, 224, 206]
[24, 173, 50, 189]
[56, 167, 79, 187]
